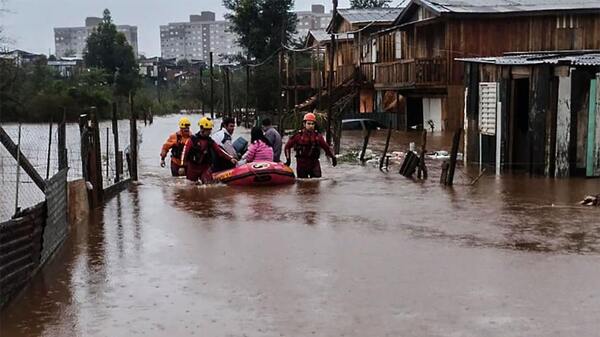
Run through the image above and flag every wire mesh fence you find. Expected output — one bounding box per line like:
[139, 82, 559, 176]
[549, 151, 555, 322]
[1, 119, 138, 221]
[1, 124, 51, 220]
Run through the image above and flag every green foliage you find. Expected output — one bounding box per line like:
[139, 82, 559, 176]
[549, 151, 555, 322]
[223, 0, 297, 61]
[84, 9, 140, 96]
[0, 61, 115, 122]
[223, 0, 297, 111]
[350, 0, 392, 8]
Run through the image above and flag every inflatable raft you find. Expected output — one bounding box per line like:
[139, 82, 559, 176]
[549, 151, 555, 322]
[213, 161, 295, 186]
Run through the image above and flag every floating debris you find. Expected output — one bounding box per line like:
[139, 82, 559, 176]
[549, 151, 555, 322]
[580, 195, 599, 206]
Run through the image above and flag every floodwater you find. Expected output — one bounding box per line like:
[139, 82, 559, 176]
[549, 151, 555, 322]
[2, 115, 600, 337]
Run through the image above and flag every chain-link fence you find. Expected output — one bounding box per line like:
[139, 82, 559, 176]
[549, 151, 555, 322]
[1, 124, 51, 220]
[1, 119, 138, 221]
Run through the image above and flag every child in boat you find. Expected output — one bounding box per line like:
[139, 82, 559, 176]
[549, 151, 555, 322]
[239, 126, 273, 164]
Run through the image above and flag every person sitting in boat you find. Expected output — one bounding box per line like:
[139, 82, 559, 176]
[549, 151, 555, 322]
[262, 118, 282, 162]
[160, 117, 192, 176]
[211, 117, 238, 172]
[181, 117, 237, 184]
[238, 126, 273, 165]
[284, 112, 337, 178]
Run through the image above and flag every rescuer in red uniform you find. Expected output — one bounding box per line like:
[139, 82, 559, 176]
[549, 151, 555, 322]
[181, 117, 237, 184]
[160, 117, 192, 176]
[284, 112, 337, 178]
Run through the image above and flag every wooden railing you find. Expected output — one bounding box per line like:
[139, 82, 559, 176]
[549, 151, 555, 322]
[375, 57, 447, 87]
[336, 64, 356, 86]
[359, 62, 375, 83]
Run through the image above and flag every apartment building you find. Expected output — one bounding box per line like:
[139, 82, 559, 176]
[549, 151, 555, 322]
[160, 12, 242, 63]
[54, 17, 138, 58]
[296, 4, 331, 39]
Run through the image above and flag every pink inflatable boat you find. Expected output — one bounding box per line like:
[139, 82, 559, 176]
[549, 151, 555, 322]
[213, 161, 296, 186]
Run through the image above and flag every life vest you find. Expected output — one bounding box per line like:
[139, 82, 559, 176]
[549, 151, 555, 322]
[187, 134, 214, 165]
[294, 130, 321, 159]
[171, 133, 186, 158]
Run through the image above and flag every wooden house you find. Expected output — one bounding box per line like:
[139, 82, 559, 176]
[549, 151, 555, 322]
[460, 52, 600, 178]
[297, 8, 405, 114]
[374, 0, 600, 132]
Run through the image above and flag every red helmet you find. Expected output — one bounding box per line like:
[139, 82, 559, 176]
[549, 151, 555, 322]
[303, 113, 316, 122]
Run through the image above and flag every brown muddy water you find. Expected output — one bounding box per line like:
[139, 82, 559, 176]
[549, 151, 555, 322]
[1, 115, 599, 337]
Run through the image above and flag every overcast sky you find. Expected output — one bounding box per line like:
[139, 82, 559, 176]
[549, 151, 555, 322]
[1, 0, 352, 56]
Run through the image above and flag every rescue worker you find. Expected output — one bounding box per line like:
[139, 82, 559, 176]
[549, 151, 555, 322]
[284, 112, 337, 178]
[181, 117, 237, 184]
[211, 117, 238, 172]
[160, 117, 192, 176]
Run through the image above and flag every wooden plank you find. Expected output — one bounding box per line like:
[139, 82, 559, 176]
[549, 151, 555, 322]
[555, 74, 572, 177]
[586, 77, 600, 177]
[529, 66, 551, 175]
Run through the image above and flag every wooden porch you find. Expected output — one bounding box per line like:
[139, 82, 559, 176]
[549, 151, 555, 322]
[374, 57, 447, 88]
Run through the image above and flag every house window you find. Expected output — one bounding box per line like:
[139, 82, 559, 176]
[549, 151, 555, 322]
[395, 31, 402, 59]
[556, 15, 579, 29]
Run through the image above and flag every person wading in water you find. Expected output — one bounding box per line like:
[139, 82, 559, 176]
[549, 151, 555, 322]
[160, 117, 192, 176]
[181, 117, 237, 184]
[284, 112, 337, 178]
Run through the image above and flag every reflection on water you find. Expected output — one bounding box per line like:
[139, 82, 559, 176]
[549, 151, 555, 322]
[1, 114, 599, 337]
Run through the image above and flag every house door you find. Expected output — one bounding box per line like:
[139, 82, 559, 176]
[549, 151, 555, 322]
[509, 78, 530, 171]
[423, 97, 442, 131]
[406, 97, 423, 130]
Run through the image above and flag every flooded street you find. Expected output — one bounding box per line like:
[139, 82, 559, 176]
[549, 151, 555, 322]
[2, 115, 600, 337]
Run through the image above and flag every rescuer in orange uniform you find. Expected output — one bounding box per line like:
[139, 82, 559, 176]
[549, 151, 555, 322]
[160, 117, 192, 176]
[181, 117, 237, 184]
[284, 112, 337, 178]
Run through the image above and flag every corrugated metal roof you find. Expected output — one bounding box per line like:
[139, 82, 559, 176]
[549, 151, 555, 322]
[421, 0, 600, 14]
[307, 30, 354, 43]
[337, 8, 405, 24]
[457, 52, 600, 66]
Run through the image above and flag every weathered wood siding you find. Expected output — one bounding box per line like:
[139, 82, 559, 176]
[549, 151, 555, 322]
[447, 14, 600, 85]
[555, 74, 572, 177]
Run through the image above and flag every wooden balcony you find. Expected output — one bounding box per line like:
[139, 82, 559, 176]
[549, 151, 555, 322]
[375, 57, 447, 88]
[359, 62, 375, 84]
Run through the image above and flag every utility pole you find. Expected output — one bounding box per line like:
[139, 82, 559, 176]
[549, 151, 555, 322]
[222, 66, 228, 117]
[246, 63, 250, 128]
[226, 66, 232, 118]
[200, 66, 205, 115]
[278, 18, 286, 129]
[327, 0, 338, 145]
[210, 52, 214, 119]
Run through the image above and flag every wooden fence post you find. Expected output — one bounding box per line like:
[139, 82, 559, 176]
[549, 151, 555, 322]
[359, 128, 372, 163]
[379, 121, 393, 170]
[112, 102, 120, 183]
[58, 110, 67, 171]
[443, 128, 462, 186]
[89, 110, 104, 206]
[129, 93, 139, 181]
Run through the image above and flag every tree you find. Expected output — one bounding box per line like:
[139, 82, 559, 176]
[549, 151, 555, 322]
[0, 0, 10, 49]
[84, 9, 140, 96]
[350, 0, 391, 8]
[223, 0, 297, 61]
[223, 0, 297, 111]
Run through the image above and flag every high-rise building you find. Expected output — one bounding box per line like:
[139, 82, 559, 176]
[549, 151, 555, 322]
[160, 12, 242, 63]
[54, 17, 138, 58]
[295, 4, 331, 39]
